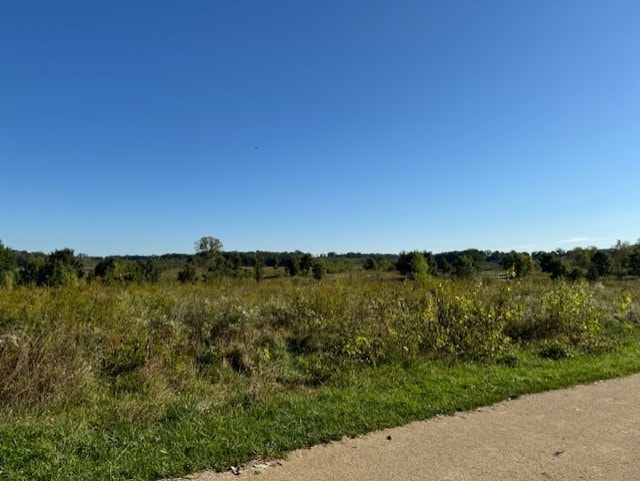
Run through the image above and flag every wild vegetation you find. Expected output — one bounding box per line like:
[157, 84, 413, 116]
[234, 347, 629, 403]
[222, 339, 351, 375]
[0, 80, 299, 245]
[1, 237, 640, 480]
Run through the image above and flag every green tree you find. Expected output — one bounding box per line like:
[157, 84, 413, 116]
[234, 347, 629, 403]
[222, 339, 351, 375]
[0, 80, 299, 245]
[254, 253, 264, 282]
[94, 257, 119, 280]
[611, 240, 631, 278]
[567, 267, 585, 281]
[568, 247, 594, 271]
[300, 253, 313, 275]
[586, 264, 600, 281]
[37, 248, 85, 287]
[18, 258, 43, 285]
[137, 259, 161, 283]
[312, 260, 326, 280]
[195, 236, 226, 279]
[195, 236, 223, 266]
[540, 252, 566, 279]
[0, 240, 17, 287]
[195, 236, 223, 255]
[436, 257, 452, 274]
[396, 251, 430, 279]
[629, 245, 640, 277]
[453, 255, 478, 279]
[500, 251, 534, 278]
[363, 257, 379, 271]
[285, 256, 301, 276]
[590, 250, 612, 278]
[178, 257, 199, 283]
[228, 252, 242, 273]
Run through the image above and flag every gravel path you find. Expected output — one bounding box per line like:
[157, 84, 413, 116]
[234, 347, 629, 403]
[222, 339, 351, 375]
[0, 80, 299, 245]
[169, 373, 640, 480]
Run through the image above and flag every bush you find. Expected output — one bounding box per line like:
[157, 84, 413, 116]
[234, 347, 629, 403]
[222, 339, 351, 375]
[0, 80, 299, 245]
[285, 257, 301, 276]
[363, 257, 378, 271]
[94, 257, 118, 279]
[540, 253, 566, 279]
[19, 248, 85, 287]
[178, 258, 199, 283]
[500, 251, 534, 278]
[453, 255, 480, 279]
[396, 251, 430, 279]
[312, 261, 326, 280]
[426, 284, 509, 360]
[0, 276, 634, 418]
[0, 240, 16, 288]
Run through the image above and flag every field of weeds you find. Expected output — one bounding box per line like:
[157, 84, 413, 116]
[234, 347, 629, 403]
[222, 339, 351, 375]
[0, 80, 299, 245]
[1, 277, 640, 479]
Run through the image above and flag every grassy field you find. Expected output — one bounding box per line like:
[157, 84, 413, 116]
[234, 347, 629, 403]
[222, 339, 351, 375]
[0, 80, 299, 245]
[1, 276, 639, 480]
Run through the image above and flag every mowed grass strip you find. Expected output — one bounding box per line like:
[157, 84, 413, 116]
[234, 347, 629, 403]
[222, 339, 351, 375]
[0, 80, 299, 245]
[2, 333, 640, 481]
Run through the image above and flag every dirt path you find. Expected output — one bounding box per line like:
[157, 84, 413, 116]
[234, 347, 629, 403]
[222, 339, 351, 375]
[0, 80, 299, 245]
[170, 373, 640, 480]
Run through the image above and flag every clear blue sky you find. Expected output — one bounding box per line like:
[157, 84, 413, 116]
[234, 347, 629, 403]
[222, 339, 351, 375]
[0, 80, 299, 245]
[2, 1, 639, 256]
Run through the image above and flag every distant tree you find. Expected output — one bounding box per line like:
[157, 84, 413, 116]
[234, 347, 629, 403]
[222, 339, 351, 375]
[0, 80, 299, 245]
[396, 251, 430, 279]
[499, 251, 534, 278]
[611, 240, 631, 279]
[312, 260, 326, 280]
[285, 256, 301, 277]
[586, 264, 601, 282]
[300, 253, 313, 275]
[194, 236, 227, 279]
[178, 257, 199, 283]
[423, 251, 437, 274]
[453, 255, 479, 279]
[629, 246, 640, 277]
[568, 247, 594, 271]
[94, 257, 118, 280]
[92, 258, 159, 285]
[590, 250, 612, 278]
[436, 257, 452, 274]
[228, 252, 242, 272]
[195, 236, 223, 267]
[0, 240, 16, 287]
[137, 259, 161, 283]
[195, 236, 223, 255]
[540, 252, 566, 279]
[254, 252, 264, 282]
[178, 257, 198, 282]
[486, 251, 503, 263]
[35, 248, 85, 287]
[18, 258, 43, 285]
[567, 267, 585, 281]
[461, 249, 485, 269]
[0, 240, 15, 271]
[363, 257, 379, 271]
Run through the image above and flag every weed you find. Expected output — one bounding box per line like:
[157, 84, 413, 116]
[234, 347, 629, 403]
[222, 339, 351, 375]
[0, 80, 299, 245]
[1, 277, 639, 480]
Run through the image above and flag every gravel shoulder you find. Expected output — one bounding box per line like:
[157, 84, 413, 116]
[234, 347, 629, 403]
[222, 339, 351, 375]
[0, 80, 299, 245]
[169, 373, 640, 481]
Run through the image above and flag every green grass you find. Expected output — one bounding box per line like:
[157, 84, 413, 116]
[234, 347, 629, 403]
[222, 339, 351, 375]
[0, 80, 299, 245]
[1, 277, 640, 480]
[2, 333, 640, 481]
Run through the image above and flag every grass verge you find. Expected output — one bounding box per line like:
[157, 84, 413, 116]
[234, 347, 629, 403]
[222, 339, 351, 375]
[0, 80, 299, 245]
[2, 330, 640, 481]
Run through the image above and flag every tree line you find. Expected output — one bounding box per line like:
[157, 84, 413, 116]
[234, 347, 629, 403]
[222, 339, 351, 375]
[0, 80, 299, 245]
[1, 236, 640, 288]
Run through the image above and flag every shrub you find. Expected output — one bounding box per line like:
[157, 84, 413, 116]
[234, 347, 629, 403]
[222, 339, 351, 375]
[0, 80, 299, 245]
[0, 240, 16, 288]
[453, 255, 479, 279]
[178, 258, 199, 283]
[425, 283, 509, 360]
[500, 251, 534, 278]
[363, 257, 378, 270]
[312, 261, 326, 280]
[396, 251, 430, 279]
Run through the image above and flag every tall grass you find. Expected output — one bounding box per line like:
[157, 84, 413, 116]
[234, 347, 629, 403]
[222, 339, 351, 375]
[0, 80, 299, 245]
[1, 277, 638, 422]
[2, 277, 640, 480]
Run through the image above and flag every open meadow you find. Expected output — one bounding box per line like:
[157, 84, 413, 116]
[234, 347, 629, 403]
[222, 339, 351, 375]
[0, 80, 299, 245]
[1, 274, 640, 480]
[4, 1, 640, 478]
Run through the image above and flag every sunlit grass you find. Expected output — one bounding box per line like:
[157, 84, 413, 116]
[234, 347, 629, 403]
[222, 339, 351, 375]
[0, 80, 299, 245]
[1, 277, 639, 479]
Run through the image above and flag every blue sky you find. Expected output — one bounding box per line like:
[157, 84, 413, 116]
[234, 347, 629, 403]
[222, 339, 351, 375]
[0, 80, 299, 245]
[1, 1, 639, 256]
